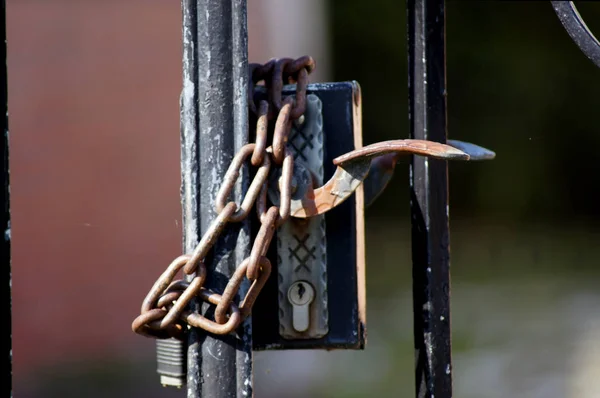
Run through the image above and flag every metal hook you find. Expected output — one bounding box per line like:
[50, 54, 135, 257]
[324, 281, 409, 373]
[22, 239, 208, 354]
[284, 139, 495, 218]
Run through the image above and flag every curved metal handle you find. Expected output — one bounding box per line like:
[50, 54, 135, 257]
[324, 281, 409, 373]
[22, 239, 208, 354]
[288, 139, 495, 218]
[552, 1, 600, 69]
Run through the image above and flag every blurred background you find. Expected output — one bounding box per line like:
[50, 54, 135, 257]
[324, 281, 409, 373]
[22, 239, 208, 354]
[8, 1, 600, 397]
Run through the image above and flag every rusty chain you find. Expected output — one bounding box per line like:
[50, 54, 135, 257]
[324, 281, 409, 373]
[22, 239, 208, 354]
[132, 56, 315, 339]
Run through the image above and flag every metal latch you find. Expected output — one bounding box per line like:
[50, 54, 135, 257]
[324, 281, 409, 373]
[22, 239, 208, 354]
[251, 81, 495, 350]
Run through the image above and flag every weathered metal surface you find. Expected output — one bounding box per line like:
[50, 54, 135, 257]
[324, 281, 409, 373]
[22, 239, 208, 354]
[446, 140, 496, 161]
[408, 0, 453, 396]
[1, 1, 11, 395]
[252, 82, 367, 350]
[361, 140, 495, 207]
[286, 139, 495, 217]
[272, 94, 329, 340]
[183, 0, 252, 396]
[552, 1, 600, 69]
[139, 54, 316, 393]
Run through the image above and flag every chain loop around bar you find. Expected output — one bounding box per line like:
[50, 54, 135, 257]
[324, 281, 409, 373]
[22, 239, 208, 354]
[132, 56, 315, 338]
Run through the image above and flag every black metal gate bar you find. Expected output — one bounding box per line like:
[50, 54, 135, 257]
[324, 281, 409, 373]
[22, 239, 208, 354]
[230, 0, 253, 395]
[1, 3, 10, 398]
[407, 0, 453, 397]
[181, 0, 252, 397]
[1, 1, 10, 396]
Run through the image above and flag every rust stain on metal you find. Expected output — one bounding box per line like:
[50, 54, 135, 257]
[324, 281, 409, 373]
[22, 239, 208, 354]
[132, 56, 315, 339]
[289, 138, 496, 218]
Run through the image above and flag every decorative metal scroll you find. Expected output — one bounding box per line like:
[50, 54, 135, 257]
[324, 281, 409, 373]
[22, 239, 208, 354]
[552, 1, 600, 69]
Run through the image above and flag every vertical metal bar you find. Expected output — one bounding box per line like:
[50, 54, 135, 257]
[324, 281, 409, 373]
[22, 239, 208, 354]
[1, 1, 10, 396]
[230, 2, 253, 394]
[153, 0, 200, 390]
[407, 0, 453, 397]
[180, 0, 252, 397]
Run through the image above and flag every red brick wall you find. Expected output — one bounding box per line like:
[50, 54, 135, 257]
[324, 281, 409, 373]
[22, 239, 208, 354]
[8, 0, 329, 383]
[9, 1, 185, 374]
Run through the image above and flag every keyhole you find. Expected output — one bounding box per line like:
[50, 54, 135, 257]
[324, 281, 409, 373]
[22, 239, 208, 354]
[297, 282, 305, 300]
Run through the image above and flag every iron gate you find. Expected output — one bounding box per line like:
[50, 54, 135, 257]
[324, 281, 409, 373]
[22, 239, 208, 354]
[3, 1, 599, 398]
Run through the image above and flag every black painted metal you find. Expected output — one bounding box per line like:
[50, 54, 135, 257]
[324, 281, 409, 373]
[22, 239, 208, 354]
[179, 0, 252, 397]
[552, 1, 600, 69]
[153, 0, 199, 389]
[251, 82, 366, 351]
[407, 0, 453, 397]
[1, 1, 10, 397]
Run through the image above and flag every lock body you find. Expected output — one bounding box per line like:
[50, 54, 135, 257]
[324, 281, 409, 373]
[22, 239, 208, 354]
[268, 93, 329, 341]
[252, 81, 366, 350]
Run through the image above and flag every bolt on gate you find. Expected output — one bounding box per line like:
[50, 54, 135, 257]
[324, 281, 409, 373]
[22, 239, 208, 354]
[4, 1, 600, 398]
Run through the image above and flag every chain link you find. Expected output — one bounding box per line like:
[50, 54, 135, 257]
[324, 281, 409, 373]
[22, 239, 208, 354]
[132, 56, 315, 339]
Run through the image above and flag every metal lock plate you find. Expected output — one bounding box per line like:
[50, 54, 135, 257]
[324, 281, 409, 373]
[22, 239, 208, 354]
[251, 82, 366, 350]
[267, 93, 328, 340]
